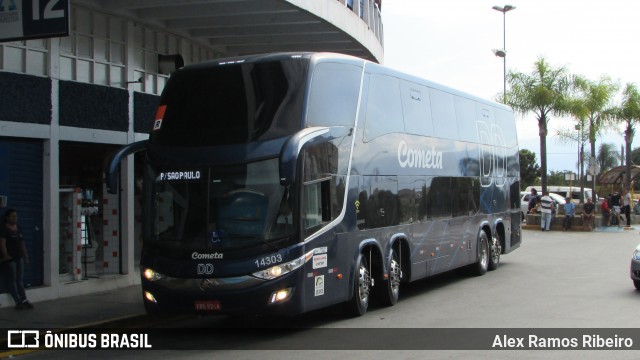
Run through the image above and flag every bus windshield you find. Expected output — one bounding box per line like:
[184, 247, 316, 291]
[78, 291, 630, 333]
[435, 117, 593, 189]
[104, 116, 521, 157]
[148, 158, 294, 252]
[150, 58, 308, 147]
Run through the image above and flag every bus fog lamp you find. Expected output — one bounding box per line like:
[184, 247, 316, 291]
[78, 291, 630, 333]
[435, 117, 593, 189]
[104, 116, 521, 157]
[143, 268, 165, 281]
[269, 288, 292, 304]
[144, 291, 157, 303]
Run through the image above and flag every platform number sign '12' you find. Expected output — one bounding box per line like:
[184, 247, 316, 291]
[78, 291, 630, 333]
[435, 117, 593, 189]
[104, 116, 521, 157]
[0, 0, 69, 42]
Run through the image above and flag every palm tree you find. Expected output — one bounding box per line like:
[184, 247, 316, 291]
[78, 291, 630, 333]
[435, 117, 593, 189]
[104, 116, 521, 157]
[612, 83, 640, 187]
[571, 75, 619, 187]
[556, 115, 589, 200]
[596, 143, 620, 174]
[505, 57, 572, 194]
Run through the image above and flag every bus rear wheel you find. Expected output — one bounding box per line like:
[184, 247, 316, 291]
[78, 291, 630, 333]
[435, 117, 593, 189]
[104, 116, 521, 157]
[378, 247, 401, 307]
[346, 253, 371, 316]
[489, 233, 501, 271]
[473, 231, 489, 276]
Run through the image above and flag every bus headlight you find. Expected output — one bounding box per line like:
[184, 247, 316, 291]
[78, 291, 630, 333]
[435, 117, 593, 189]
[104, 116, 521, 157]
[143, 268, 165, 281]
[144, 291, 157, 303]
[253, 250, 314, 280]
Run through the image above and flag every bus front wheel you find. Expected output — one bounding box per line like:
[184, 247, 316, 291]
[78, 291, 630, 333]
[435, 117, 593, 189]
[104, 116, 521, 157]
[346, 253, 371, 316]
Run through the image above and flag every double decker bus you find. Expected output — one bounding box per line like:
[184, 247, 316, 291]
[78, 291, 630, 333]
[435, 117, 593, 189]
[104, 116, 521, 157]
[106, 52, 521, 317]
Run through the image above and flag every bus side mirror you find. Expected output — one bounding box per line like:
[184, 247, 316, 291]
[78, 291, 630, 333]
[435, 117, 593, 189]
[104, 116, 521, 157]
[105, 140, 149, 194]
[279, 127, 332, 186]
[279, 126, 351, 186]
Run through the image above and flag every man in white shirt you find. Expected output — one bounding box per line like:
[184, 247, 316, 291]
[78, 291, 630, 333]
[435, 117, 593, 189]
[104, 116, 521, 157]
[540, 191, 554, 231]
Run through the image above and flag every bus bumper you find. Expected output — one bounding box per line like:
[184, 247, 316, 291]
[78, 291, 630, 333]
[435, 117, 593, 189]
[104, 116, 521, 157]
[141, 271, 305, 316]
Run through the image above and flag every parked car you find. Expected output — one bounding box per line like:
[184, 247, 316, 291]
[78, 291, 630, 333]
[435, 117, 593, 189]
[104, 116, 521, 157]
[520, 191, 566, 220]
[630, 244, 640, 290]
[524, 185, 597, 204]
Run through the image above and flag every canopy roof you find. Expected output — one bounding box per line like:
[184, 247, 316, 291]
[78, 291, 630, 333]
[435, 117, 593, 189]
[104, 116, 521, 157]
[598, 165, 640, 185]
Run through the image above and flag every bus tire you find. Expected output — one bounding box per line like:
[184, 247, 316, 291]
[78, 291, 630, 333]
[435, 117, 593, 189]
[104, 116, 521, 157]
[346, 253, 371, 316]
[378, 247, 401, 307]
[473, 231, 489, 276]
[489, 233, 501, 271]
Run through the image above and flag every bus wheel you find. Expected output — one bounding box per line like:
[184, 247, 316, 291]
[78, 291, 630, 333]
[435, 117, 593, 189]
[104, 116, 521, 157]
[473, 231, 489, 276]
[347, 253, 371, 316]
[378, 247, 401, 307]
[489, 233, 502, 271]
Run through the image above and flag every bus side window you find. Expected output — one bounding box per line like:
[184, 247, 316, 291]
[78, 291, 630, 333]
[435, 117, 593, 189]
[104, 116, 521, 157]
[452, 178, 479, 217]
[307, 62, 361, 127]
[430, 89, 457, 140]
[426, 177, 452, 219]
[401, 80, 433, 137]
[302, 142, 341, 237]
[364, 74, 403, 141]
[357, 190, 367, 230]
[303, 178, 331, 235]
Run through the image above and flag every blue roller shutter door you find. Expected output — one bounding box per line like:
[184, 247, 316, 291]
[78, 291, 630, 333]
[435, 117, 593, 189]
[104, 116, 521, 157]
[0, 138, 44, 291]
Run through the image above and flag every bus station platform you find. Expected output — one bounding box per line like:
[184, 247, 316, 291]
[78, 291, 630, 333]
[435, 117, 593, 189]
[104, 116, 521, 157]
[0, 284, 145, 330]
[0, 284, 148, 357]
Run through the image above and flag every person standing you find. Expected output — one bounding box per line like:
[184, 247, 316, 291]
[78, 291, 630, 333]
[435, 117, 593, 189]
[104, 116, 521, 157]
[610, 191, 623, 227]
[0, 209, 34, 310]
[540, 191, 554, 231]
[562, 197, 575, 231]
[601, 198, 611, 226]
[623, 188, 632, 227]
[528, 188, 538, 214]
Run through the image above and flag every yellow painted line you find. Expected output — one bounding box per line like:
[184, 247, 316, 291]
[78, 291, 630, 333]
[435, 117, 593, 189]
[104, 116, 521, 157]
[0, 349, 38, 358]
[0, 313, 146, 357]
[66, 313, 147, 329]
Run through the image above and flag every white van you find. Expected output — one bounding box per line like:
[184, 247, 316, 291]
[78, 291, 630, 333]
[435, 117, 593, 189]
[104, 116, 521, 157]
[524, 186, 597, 204]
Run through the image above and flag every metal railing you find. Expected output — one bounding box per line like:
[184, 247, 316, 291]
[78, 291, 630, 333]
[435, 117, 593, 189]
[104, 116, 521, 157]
[337, 0, 384, 46]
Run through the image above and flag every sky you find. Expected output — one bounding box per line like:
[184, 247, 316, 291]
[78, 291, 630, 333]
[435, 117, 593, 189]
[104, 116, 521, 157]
[381, 0, 640, 173]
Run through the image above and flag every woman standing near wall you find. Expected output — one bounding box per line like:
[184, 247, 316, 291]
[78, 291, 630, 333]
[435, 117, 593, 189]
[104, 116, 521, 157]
[0, 209, 34, 310]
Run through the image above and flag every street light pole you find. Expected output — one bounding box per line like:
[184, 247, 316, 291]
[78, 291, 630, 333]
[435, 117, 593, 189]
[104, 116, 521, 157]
[576, 123, 585, 203]
[492, 5, 516, 101]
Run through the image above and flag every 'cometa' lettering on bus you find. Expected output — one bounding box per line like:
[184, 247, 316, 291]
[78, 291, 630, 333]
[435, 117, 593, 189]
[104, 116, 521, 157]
[192, 252, 223, 260]
[397, 141, 443, 169]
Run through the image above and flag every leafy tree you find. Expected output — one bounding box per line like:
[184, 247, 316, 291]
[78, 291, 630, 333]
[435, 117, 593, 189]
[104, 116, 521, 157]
[611, 83, 640, 187]
[632, 147, 640, 165]
[519, 149, 540, 189]
[571, 75, 619, 189]
[555, 116, 589, 183]
[547, 170, 567, 186]
[505, 57, 572, 194]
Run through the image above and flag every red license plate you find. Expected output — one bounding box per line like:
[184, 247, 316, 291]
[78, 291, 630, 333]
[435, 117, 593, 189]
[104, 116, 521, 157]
[195, 300, 221, 311]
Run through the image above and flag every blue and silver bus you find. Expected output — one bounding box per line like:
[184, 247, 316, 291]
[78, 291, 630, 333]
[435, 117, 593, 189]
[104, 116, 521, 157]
[107, 52, 521, 317]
